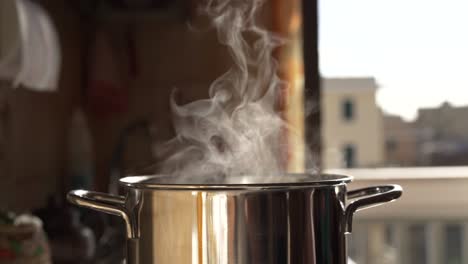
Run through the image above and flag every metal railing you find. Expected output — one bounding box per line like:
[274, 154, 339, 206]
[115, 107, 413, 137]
[327, 167, 468, 264]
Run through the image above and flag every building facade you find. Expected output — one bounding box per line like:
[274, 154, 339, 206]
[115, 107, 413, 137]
[381, 102, 468, 167]
[416, 102, 468, 166]
[383, 114, 420, 166]
[417, 102, 468, 142]
[322, 77, 384, 169]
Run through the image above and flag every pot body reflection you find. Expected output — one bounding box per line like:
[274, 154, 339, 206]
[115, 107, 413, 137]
[136, 186, 346, 263]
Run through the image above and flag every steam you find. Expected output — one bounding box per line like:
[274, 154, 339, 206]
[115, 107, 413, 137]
[155, 0, 300, 179]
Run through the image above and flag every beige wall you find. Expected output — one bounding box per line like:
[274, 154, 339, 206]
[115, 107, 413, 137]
[322, 78, 384, 169]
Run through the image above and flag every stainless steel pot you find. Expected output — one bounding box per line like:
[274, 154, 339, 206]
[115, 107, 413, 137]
[68, 174, 402, 264]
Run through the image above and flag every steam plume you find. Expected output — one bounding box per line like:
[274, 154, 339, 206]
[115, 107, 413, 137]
[155, 0, 302, 180]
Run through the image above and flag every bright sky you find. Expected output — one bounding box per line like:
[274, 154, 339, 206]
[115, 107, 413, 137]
[319, 0, 468, 120]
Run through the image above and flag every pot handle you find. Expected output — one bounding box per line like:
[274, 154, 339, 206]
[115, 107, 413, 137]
[345, 185, 402, 233]
[67, 190, 137, 239]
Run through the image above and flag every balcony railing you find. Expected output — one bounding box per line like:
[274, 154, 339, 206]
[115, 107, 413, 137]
[327, 166, 468, 264]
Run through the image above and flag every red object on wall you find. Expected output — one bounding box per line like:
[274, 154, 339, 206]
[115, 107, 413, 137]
[87, 79, 128, 117]
[0, 248, 15, 259]
[86, 27, 137, 118]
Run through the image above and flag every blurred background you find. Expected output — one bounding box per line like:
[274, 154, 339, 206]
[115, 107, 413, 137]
[321, 0, 468, 264]
[0, 0, 467, 263]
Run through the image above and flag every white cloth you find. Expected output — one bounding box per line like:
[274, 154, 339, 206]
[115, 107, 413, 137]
[0, 0, 61, 91]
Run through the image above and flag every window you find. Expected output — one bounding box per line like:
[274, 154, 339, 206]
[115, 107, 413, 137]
[319, 0, 468, 168]
[343, 144, 356, 168]
[342, 98, 355, 121]
[385, 138, 397, 152]
[297, 0, 468, 262]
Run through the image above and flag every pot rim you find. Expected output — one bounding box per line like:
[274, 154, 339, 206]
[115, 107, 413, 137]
[119, 173, 353, 190]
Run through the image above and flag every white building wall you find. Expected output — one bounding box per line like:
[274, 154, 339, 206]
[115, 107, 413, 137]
[322, 77, 384, 169]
